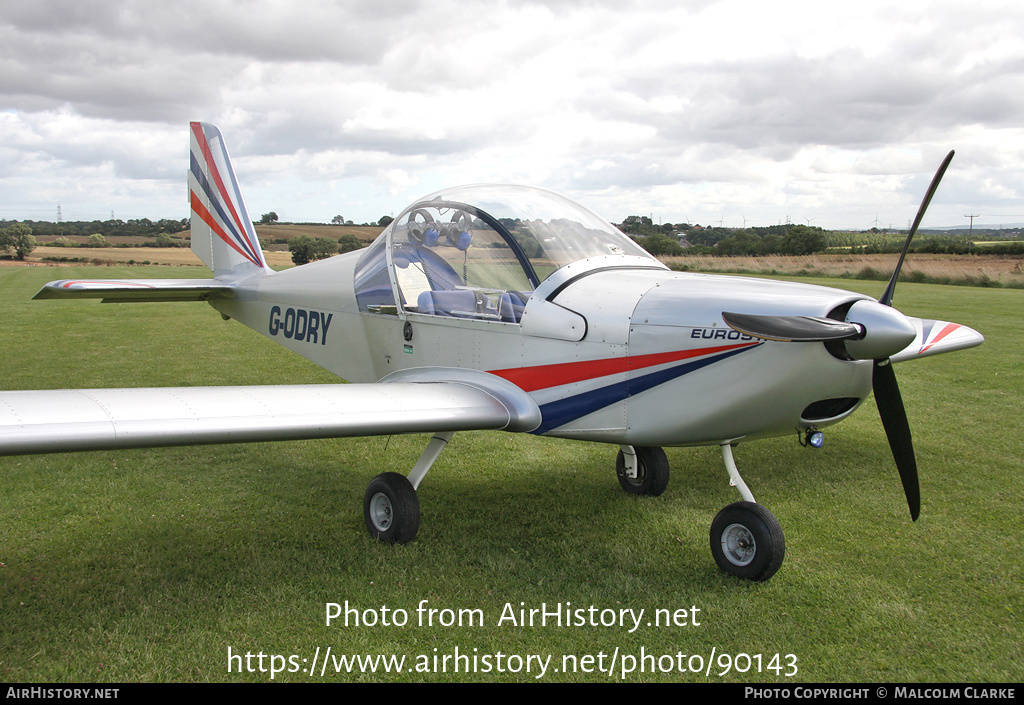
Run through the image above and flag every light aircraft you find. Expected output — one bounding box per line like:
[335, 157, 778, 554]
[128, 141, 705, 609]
[0, 124, 983, 581]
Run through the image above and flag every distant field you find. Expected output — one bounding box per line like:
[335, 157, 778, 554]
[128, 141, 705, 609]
[253, 223, 383, 245]
[0, 265, 1020, 682]
[34, 224, 384, 248]
[664, 252, 1024, 287]
[24, 245, 295, 268]
[14, 239, 1024, 288]
[28, 224, 385, 267]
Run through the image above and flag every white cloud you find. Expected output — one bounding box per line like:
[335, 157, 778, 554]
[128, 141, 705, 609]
[1, 0, 1023, 226]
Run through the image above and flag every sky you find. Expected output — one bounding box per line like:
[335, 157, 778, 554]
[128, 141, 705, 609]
[2, 0, 1023, 231]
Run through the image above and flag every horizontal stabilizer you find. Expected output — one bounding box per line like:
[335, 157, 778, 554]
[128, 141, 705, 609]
[33, 279, 236, 303]
[0, 380, 539, 456]
[890, 318, 984, 363]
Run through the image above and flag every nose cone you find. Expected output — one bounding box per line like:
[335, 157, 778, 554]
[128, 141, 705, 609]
[843, 300, 917, 360]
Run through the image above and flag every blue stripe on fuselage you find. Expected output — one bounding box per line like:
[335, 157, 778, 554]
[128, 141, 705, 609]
[533, 345, 758, 434]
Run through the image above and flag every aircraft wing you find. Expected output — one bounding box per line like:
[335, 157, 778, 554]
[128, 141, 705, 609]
[890, 317, 984, 363]
[0, 370, 540, 456]
[33, 279, 235, 303]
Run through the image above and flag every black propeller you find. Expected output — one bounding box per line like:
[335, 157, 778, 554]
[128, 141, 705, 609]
[722, 151, 955, 520]
[872, 359, 920, 519]
[721, 312, 863, 342]
[870, 149, 953, 520]
[879, 150, 956, 307]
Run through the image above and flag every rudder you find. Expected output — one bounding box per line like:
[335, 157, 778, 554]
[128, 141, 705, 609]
[188, 122, 270, 278]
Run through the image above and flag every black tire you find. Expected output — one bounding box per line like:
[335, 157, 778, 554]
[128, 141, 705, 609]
[709, 501, 785, 582]
[364, 472, 420, 544]
[616, 446, 670, 496]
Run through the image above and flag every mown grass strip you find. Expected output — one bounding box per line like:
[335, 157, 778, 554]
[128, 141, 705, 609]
[0, 267, 1019, 682]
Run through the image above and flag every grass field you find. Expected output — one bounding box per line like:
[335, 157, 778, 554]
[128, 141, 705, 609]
[0, 265, 1020, 683]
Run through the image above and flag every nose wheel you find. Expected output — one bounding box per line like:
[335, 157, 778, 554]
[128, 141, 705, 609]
[710, 501, 785, 581]
[709, 444, 785, 581]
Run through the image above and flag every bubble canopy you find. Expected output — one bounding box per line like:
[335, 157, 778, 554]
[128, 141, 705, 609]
[355, 184, 656, 321]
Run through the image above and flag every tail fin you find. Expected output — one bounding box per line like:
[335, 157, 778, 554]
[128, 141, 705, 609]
[188, 122, 271, 278]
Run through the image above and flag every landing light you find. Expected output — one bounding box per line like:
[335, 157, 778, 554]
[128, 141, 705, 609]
[802, 430, 825, 449]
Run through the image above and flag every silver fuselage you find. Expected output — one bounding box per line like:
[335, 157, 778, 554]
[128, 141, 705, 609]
[213, 250, 874, 448]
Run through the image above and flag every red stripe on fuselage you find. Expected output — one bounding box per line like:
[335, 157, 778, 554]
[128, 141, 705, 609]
[488, 342, 759, 392]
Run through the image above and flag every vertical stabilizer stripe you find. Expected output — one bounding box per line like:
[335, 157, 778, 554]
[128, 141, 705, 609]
[189, 151, 261, 264]
[190, 123, 265, 267]
[190, 190, 262, 266]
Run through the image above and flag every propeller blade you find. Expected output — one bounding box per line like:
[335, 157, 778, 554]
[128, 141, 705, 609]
[879, 150, 955, 307]
[872, 359, 920, 521]
[722, 311, 863, 342]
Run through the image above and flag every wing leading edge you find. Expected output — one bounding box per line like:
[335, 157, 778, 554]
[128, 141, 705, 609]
[0, 371, 541, 456]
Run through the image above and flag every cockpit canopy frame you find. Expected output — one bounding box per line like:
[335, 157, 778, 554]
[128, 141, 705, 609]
[354, 184, 658, 322]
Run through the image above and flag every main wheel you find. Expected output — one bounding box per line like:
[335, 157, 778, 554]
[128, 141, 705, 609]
[710, 501, 785, 582]
[364, 472, 420, 544]
[616, 446, 670, 496]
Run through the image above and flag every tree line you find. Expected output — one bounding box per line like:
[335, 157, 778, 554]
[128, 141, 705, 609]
[2, 218, 188, 238]
[287, 233, 365, 265]
[621, 215, 829, 257]
[619, 214, 1024, 258]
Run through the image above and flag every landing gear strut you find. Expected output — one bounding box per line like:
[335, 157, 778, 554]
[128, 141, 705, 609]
[364, 435, 786, 581]
[362, 432, 453, 545]
[616, 445, 670, 496]
[710, 443, 785, 581]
